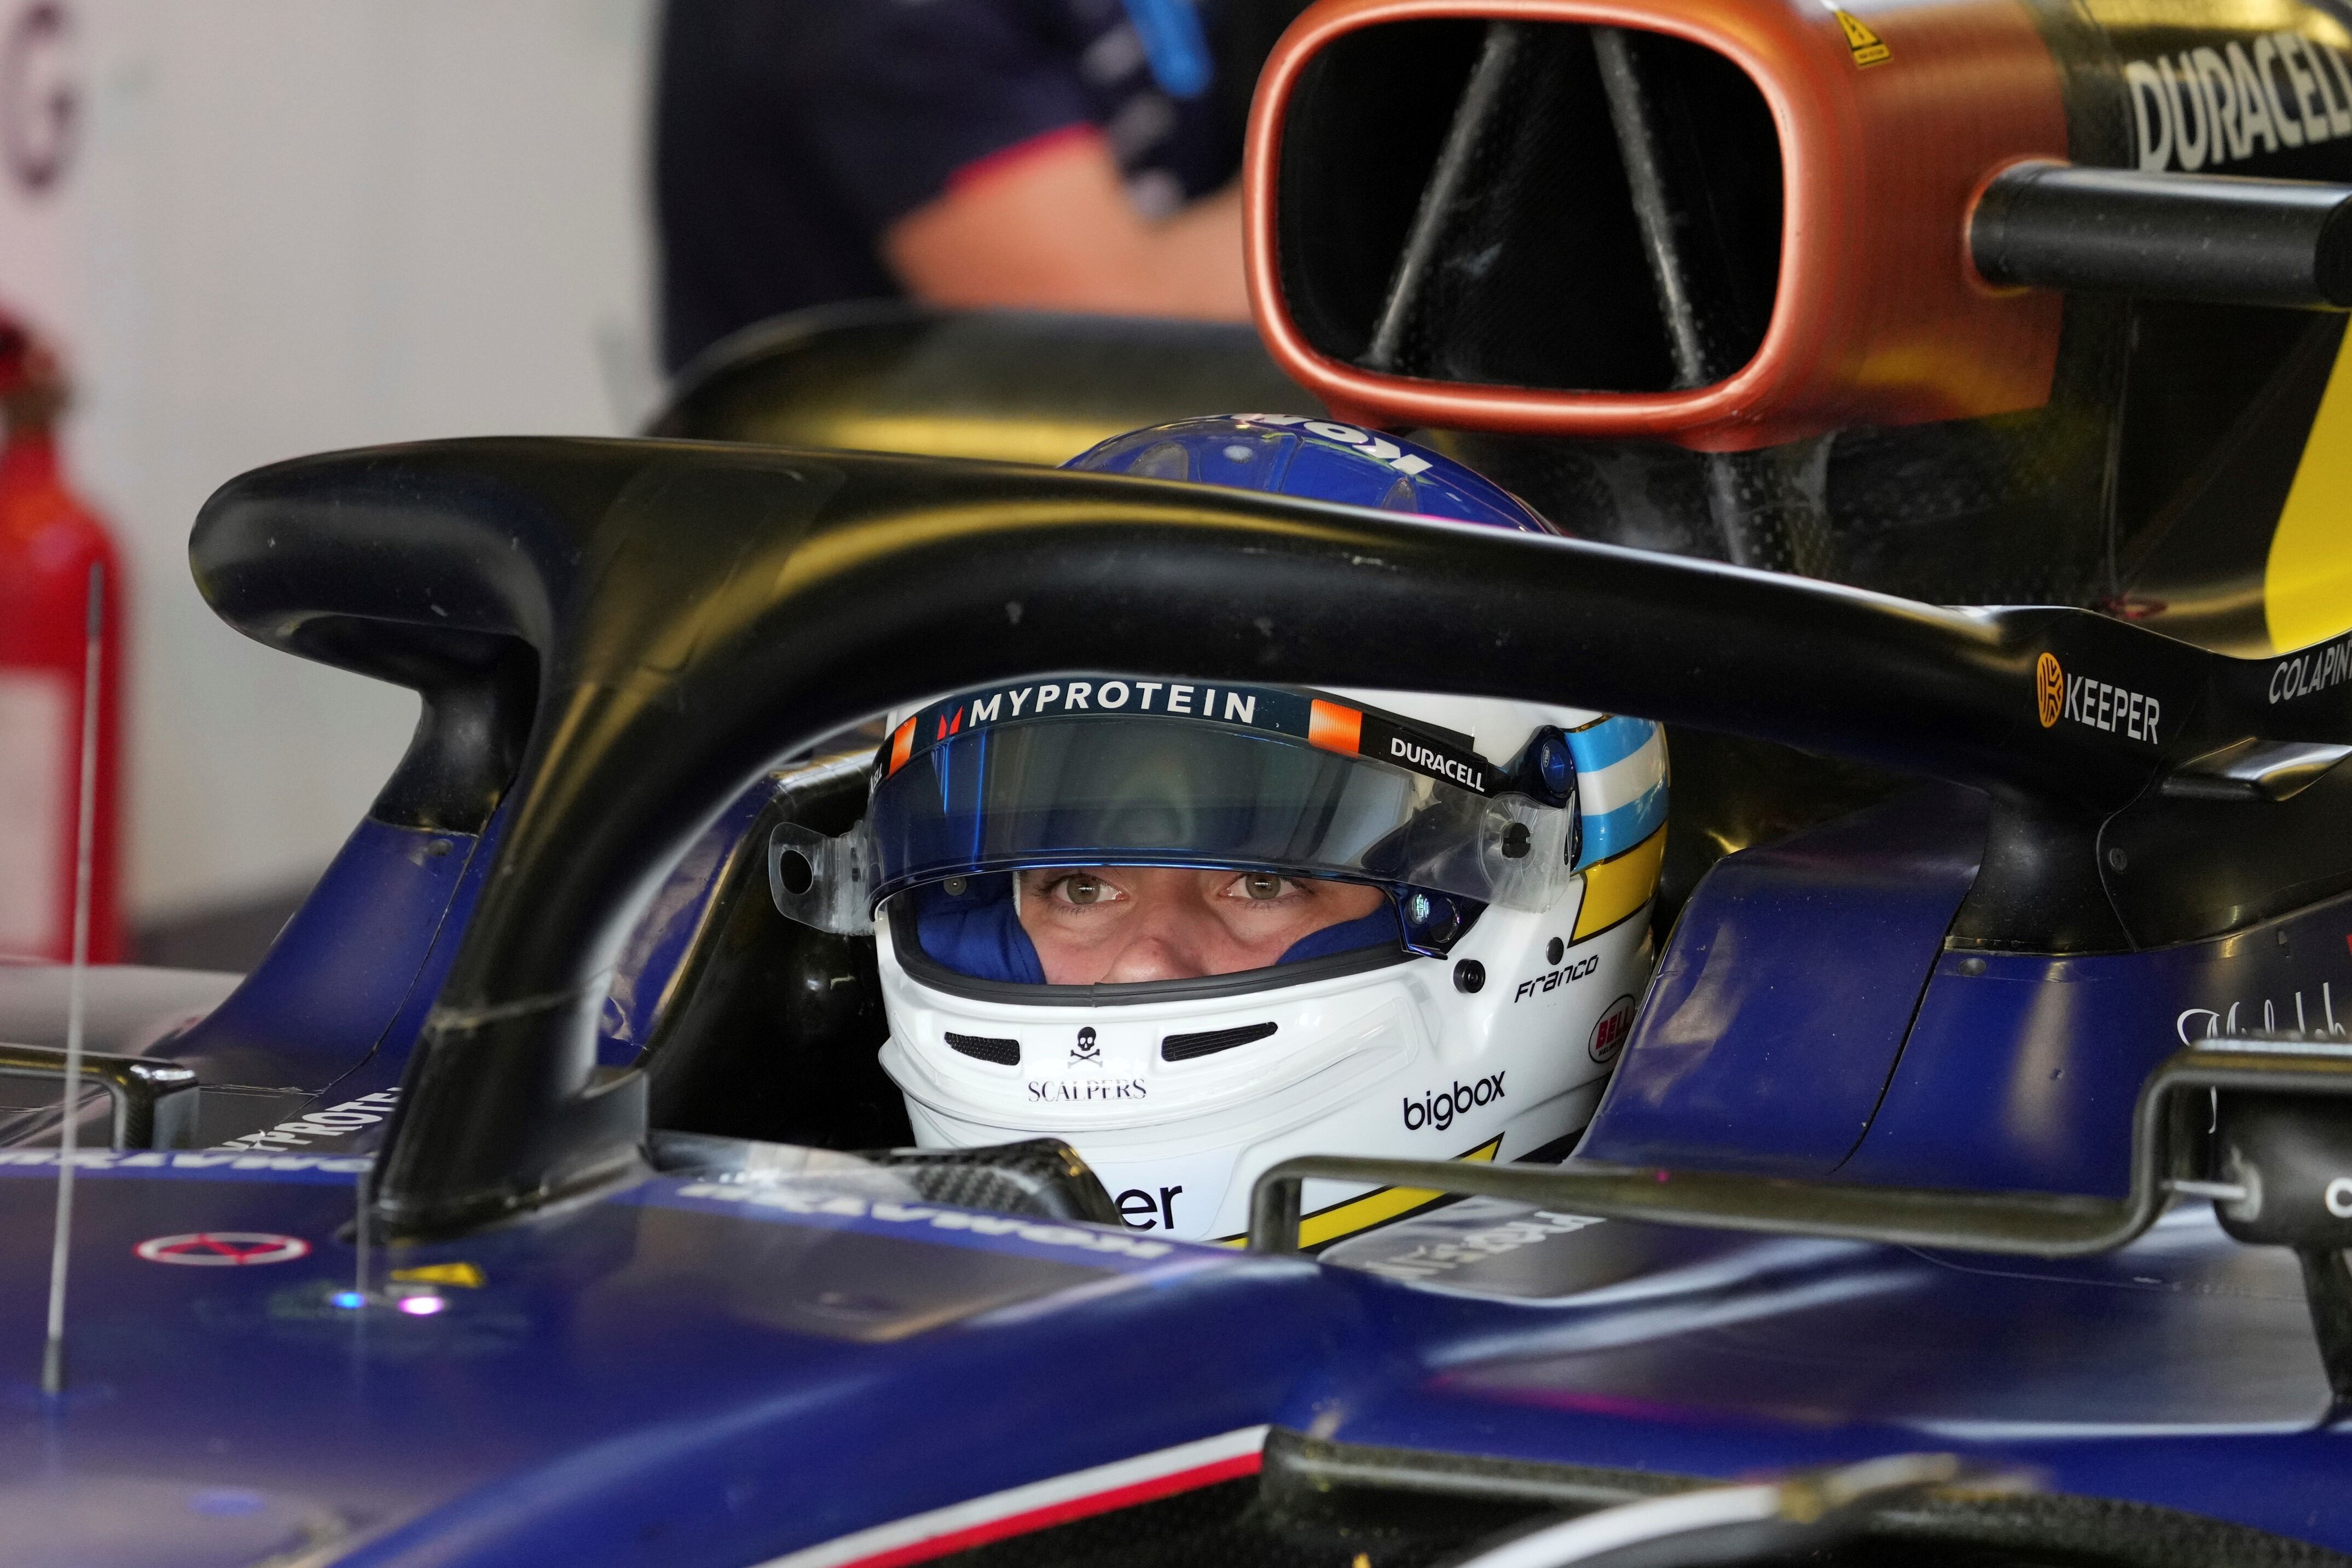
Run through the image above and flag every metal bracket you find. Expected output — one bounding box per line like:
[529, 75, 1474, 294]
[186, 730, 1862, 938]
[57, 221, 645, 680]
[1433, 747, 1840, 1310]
[0, 1042, 198, 1149]
[766, 822, 874, 935]
[1252, 1035, 2352, 1403]
[1250, 1036, 2352, 1259]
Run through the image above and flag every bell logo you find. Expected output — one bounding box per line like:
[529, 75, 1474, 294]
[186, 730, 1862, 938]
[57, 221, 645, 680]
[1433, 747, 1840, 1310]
[1589, 994, 1637, 1065]
[2036, 653, 2064, 729]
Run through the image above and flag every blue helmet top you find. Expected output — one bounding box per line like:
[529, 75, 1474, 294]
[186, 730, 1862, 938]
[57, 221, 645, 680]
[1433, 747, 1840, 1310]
[1064, 414, 1557, 533]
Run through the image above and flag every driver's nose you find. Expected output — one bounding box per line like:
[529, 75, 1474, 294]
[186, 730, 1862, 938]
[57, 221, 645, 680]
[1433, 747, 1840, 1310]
[1096, 896, 1221, 983]
[1097, 932, 1202, 984]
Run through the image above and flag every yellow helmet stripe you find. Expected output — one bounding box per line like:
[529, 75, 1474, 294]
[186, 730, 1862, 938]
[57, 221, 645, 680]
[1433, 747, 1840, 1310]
[1212, 1135, 1502, 1249]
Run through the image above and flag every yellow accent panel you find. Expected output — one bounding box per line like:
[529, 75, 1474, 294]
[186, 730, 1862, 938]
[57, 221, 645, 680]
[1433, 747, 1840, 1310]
[2268, 329, 2352, 653]
[790, 415, 1115, 467]
[389, 1262, 483, 1289]
[1573, 826, 1667, 941]
[1213, 1136, 1502, 1248]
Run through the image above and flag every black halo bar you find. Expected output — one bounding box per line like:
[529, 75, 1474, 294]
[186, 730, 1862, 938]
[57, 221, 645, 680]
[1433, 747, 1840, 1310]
[1248, 1037, 2352, 1258]
[1971, 160, 2352, 310]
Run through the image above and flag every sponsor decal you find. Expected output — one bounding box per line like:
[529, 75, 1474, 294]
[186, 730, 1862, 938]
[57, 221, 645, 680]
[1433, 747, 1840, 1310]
[1514, 951, 1600, 1003]
[1029, 1078, 1148, 1102]
[0, 1149, 369, 1176]
[216, 1089, 399, 1152]
[673, 1181, 1176, 1260]
[1115, 1184, 1185, 1230]
[1339, 704, 1490, 793]
[2178, 981, 2347, 1043]
[1384, 733, 1485, 792]
[1402, 1074, 1505, 1132]
[1354, 1209, 1604, 1282]
[2271, 632, 2352, 704]
[135, 1232, 310, 1267]
[1834, 9, 1888, 68]
[1069, 1025, 1100, 1068]
[1241, 414, 1434, 476]
[2036, 654, 2162, 744]
[2126, 33, 2352, 172]
[1589, 993, 1638, 1065]
[888, 678, 1492, 795]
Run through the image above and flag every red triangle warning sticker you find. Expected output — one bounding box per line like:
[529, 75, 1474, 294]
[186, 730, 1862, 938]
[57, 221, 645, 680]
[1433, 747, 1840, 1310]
[1835, 9, 1890, 66]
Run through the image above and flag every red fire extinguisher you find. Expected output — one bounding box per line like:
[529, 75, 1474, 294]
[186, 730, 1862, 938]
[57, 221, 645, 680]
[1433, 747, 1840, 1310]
[0, 314, 124, 963]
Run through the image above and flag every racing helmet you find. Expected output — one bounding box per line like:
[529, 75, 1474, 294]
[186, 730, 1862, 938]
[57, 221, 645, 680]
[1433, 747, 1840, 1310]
[775, 417, 1667, 1243]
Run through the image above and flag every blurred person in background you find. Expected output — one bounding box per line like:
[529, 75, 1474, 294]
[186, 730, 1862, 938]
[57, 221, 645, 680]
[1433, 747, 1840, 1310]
[653, 0, 1307, 375]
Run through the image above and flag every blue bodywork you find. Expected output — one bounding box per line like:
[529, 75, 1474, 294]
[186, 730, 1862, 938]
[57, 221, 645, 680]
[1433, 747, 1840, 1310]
[180, 817, 493, 1102]
[1585, 782, 2352, 1199]
[88, 776, 779, 1151]
[0, 1158, 2338, 1564]
[2, 754, 2345, 1561]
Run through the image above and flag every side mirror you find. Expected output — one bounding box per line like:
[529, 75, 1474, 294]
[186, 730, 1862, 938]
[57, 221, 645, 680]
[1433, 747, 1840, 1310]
[2213, 1091, 2352, 1415]
[2214, 1092, 2352, 1251]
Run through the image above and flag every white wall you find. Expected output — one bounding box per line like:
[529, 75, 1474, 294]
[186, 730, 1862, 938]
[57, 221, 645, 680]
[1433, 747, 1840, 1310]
[0, 0, 657, 922]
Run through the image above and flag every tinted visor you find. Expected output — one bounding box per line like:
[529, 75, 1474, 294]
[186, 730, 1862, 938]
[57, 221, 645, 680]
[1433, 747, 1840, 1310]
[900, 870, 1409, 986]
[867, 690, 1571, 914]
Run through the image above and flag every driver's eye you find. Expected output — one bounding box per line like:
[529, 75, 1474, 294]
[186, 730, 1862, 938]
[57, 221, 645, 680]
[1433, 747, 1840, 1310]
[1061, 874, 1105, 905]
[1242, 874, 1285, 901]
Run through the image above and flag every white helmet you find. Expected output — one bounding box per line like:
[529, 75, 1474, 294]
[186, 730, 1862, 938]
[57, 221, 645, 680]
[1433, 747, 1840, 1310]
[769, 417, 1666, 1242]
[775, 677, 1666, 1244]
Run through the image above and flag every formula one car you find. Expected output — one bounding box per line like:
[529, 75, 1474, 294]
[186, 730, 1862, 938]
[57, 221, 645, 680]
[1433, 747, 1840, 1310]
[8, 0, 2352, 1562]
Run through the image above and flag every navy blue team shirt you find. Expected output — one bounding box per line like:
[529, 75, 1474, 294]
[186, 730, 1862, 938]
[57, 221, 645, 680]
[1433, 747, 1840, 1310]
[655, 0, 1256, 375]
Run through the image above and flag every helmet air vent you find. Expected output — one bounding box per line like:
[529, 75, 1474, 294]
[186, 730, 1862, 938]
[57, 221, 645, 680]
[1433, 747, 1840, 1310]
[1162, 1022, 1279, 1061]
[945, 1032, 1021, 1066]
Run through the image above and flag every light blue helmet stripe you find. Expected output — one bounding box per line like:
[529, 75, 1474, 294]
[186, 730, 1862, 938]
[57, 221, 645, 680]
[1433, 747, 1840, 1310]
[1565, 715, 1655, 774]
[1577, 783, 1669, 869]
